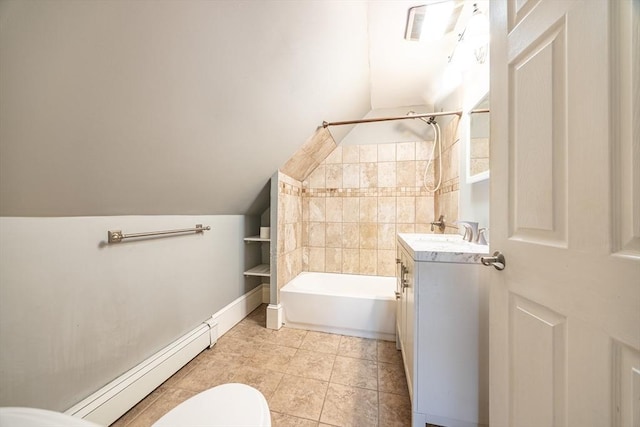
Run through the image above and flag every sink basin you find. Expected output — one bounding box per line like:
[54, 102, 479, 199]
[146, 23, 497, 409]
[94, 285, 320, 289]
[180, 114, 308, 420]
[398, 233, 489, 263]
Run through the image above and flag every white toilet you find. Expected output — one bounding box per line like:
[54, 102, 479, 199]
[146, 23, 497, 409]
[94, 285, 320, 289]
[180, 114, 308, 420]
[152, 383, 271, 427]
[0, 383, 270, 427]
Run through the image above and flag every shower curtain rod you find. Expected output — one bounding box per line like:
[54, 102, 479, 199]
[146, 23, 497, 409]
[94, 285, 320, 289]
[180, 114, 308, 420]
[321, 108, 490, 128]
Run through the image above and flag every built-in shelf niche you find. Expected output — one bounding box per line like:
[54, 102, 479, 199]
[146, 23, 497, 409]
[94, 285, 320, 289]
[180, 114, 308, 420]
[243, 235, 271, 277]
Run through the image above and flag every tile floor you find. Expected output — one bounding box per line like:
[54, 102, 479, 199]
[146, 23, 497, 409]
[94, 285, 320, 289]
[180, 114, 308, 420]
[111, 305, 412, 427]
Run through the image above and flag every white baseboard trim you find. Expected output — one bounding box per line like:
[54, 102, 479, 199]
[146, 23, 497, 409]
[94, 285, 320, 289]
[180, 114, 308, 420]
[65, 285, 264, 426]
[212, 285, 263, 337]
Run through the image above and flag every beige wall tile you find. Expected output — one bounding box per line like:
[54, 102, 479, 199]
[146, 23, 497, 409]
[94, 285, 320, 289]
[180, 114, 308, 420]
[377, 250, 396, 277]
[304, 128, 337, 165]
[415, 161, 428, 188]
[308, 165, 326, 189]
[359, 223, 377, 249]
[285, 194, 302, 224]
[284, 223, 297, 253]
[416, 223, 432, 233]
[325, 248, 342, 273]
[342, 197, 359, 223]
[342, 248, 359, 274]
[342, 163, 360, 189]
[301, 221, 309, 246]
[359, 163, 377, 188]
[342, 223, 360, 249]
[359, 197, 377, 222]
[325, 164, 343, 188]
[359, 249, 377, 275]
[308, 247, 325, 272]
[325, 198, 343, 222]
[377, 197, 396, 223]
[302, 197, 310, 221]
[396, 161, 416, 187]
[378, 143, 396, 162]
[416, 141, 434, 161]
[396, 223, 415, 234]
[342, 145, 359, 163]
[308, 222, 326, 247]
[441, 116, 460, 151]
[325, 223, 342, 248]
[377, 162, 396, 188]
[396, 196, 416, 223]
[396, 142, 415, 161]
[377, 224, 397, 250]
[308, 197, 326, 222]
[324, 146, 343, 164]
[415, 196, 434, 224]
[359, 145, 377, 163]
[302, 247, 309, 271]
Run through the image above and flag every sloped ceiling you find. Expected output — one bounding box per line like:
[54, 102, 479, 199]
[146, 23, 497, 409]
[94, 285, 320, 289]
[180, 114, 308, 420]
[0, 0, 465, 216]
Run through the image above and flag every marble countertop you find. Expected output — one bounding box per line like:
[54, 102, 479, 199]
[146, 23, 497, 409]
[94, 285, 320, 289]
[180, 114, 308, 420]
[397, 233, 490, 264]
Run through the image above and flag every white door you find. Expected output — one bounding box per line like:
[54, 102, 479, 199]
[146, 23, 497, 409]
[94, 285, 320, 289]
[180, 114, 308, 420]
[489, 0, 640, 426]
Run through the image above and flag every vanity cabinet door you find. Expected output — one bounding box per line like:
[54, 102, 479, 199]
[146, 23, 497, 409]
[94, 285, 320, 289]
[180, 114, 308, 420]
[396, 245, 415, 401]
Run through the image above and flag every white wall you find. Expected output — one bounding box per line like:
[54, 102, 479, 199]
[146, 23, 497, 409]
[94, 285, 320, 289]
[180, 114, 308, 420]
[340, 105, 436, 146]
[0, 215, 260, 411]
[0, 0, 371, 216]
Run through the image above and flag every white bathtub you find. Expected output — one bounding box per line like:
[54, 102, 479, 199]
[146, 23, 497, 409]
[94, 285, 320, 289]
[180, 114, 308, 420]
[280, 272, 396, 341]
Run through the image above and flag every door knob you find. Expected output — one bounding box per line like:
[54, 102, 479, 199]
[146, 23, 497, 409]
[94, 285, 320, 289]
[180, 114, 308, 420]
[481, 251, 506, 270]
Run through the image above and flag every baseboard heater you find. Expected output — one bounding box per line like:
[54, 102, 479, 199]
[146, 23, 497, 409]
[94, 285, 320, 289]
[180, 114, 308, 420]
[65, 285, 264, 426]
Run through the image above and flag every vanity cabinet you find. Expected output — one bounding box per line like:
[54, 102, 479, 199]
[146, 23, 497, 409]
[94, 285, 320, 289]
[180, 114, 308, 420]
[396, 234, 489, 427]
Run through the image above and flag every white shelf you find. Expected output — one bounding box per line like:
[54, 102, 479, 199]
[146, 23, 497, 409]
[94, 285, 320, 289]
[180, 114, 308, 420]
[244, 235, 271, 243]
[244, 264, 271, 277]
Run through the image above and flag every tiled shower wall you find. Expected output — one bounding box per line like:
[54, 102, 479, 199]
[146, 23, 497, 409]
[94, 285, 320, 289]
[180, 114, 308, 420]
[275, 117, 460, 283]
[276, 172, 303, 291]
[299, 117, 459, 278]
[433, 117, 460, 226]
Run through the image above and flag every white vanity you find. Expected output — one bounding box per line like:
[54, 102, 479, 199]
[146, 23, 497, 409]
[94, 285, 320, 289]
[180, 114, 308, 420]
[396, 233, 490, 427]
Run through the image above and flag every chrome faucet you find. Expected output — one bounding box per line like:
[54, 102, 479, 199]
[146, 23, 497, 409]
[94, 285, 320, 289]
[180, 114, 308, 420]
[456, 221, 479, 243]
[476, 228, 488, 245]
[430, 215, 446, 233]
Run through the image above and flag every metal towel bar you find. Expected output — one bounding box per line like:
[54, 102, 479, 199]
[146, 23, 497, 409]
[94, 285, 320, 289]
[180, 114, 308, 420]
[107, 224, 211, 243]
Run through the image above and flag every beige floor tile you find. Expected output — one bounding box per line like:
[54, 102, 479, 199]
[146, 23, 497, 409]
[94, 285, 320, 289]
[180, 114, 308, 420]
[269, 326, 308, 348]
[228, 321, 275, 343]
[170, 358, 237, 393]
[214, 335, 263, 358]
[249, 342, 297, 373]
[124, 388, 196, 427]
[244, 304, 267, 326]
[330, 356, 378, 391]
[320, 383, 378, 427]
[300, 331, 341, 354]
[270, 411, 319, 427]
[379, 391, 412, 427]
[378, 361, 409, 396]
[269, 374, 328, 421]
[110, 387, 164, 427]
[377, 340, 403, 365]
[111, 317, 413, 427]
[286, 349, 336, 381]
[338, 336, 377, 361]
[229, 365, 284, 400]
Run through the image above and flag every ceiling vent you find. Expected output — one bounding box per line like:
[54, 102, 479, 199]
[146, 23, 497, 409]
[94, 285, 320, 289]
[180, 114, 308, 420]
[405, 1, 464, 42]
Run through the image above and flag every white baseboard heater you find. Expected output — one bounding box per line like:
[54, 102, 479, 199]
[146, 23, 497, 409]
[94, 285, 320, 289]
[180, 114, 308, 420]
[65, 285, 264, 426]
